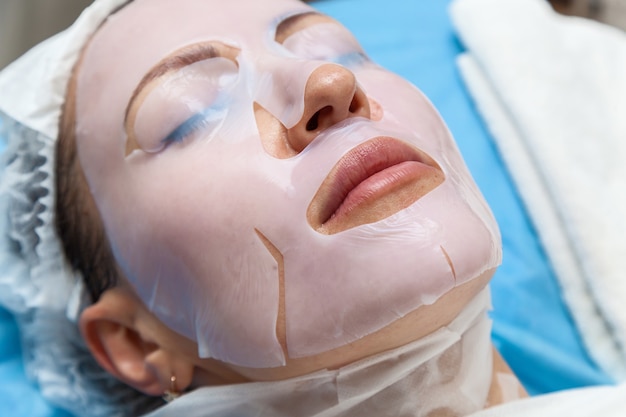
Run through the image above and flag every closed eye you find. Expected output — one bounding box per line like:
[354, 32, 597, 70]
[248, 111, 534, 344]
[163, 106, 228, 147]
[125, 42, 240, 156]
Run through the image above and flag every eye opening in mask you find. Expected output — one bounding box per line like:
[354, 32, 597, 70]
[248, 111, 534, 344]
[124, 41, 241, 156]
[275, 12, 369, 67]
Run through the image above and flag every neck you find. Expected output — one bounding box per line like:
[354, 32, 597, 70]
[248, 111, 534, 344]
[179, 290, 526, 416]
[487, 347, 528, 407]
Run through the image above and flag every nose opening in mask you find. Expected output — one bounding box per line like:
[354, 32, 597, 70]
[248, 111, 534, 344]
[255, 63, 374, 159]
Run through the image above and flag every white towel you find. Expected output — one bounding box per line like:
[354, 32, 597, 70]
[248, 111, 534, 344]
[450, 0, 626, 381]
[467, 382, 626, 417]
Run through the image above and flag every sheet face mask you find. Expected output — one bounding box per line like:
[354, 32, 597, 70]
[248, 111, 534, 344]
[146, 289, 495, 417]
[75, 0, 501, 368]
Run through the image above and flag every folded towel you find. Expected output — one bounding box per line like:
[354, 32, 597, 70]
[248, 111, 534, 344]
[467, 382, 626, 416]
[450, 0, 626, 380]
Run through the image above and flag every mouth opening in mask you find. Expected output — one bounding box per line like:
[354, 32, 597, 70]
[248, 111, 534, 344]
[307, 136, 445, 235]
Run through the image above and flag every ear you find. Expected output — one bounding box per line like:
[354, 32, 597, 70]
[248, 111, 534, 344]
[79, 287, 194, 396]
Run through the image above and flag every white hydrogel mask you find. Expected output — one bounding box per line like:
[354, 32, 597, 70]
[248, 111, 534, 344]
[75, 0, 501, 368]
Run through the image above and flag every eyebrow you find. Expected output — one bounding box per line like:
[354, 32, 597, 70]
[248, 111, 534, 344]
[275, 11, 326, 44]
[124, 43, 220, 125]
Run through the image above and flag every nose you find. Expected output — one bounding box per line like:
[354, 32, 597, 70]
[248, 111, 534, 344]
[287, 64, 371, 153]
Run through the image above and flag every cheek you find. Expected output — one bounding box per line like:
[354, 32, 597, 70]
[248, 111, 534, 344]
[112, 141, 295, 263]
[357, 68, 439, 125]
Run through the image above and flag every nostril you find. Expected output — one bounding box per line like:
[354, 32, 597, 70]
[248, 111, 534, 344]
[349, 88, 372, 116]
[306, 106, 332, 131]
[349, 95, 359, 113]
[306, 110, 320, 131]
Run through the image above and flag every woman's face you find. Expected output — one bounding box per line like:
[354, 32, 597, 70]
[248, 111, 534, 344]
[75, 0, 501, 368]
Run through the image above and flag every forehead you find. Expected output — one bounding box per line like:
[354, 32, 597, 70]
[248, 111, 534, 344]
[87, 0, 313, 60]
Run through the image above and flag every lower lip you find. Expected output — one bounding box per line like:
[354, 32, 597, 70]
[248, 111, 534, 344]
[320, 160, 442, 234]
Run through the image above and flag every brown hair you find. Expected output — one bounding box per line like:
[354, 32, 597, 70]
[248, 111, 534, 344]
[54, 58, 118, 303]
[53, 1, 137, 302]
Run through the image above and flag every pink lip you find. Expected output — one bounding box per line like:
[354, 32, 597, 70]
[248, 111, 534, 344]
[307, 137, 444, 234]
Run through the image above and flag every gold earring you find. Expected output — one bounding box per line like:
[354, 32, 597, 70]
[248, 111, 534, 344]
[163, 375, 181, 403]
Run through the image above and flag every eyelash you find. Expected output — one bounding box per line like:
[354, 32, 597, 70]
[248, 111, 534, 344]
[163, 107, 224, 145]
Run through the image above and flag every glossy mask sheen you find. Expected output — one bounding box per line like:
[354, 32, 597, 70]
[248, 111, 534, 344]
[75, 0, 501, 368]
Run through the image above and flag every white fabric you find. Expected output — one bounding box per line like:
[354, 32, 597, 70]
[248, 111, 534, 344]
[0, 0, 163, 415]
[450, 0, 626, 380]
[0, 118, 162, 417]
[145, 289, 495, 417]
[467, 383, 626, 417]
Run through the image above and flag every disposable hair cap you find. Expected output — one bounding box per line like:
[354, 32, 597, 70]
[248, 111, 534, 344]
[0, 1, 164, 415]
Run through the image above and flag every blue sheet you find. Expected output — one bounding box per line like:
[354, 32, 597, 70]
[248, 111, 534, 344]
[0, 0, 612, 415]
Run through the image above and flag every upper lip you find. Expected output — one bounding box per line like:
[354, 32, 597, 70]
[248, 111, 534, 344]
[307, 136, 443, 233]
